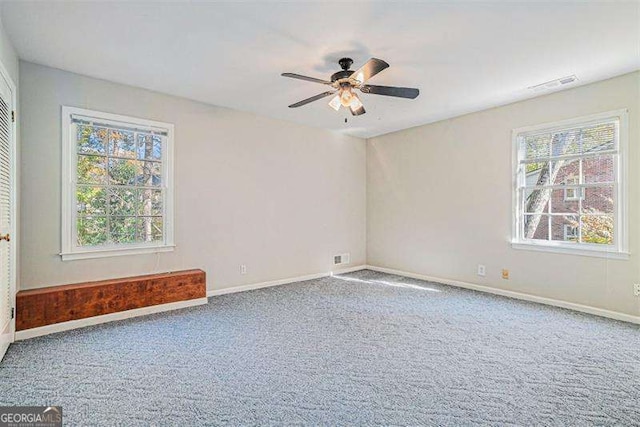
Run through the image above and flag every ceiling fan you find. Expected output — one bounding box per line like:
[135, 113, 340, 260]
[282, 58, 419, 116]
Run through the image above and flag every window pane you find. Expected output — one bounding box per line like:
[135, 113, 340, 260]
[549, 158, 579, 186]
[524, 162, 548, 185]
[581, 215, 613, 245]
[70, 111, 170, 251]
[137, 134, 162, 160]
[77, 216, 107, 246]
[108, 158, 142, 186]
[77, 125, 107, 155]
[77, 154, 107, 184]
[523, 214, 549, 240]
[108, 129, 136, 158]
[551, 215, 578, 242]
[551, 189, 579, 213]
[517, 117, 620, 251]
[581, 123, 616, 154]
[138, 217, 163, 242]
[583, 155, 614, 183]
[110, 216, 138, 244]
[551, 130, 580, 157]
[583, 186, 614, 214]
[138, 161, 162, 187]
[109, 187, 138, 216]
[524, 134, 550, 160]
[138, 189, 163, 216]
[524, 188, 550, 213]
[77, 186, 107, 215]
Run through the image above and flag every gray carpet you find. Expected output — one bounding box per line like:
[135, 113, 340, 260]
[0, 270, 639, 426]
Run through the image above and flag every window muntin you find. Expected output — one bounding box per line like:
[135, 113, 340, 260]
[513, 111, 627, 256]
[62, 107, 174, 260]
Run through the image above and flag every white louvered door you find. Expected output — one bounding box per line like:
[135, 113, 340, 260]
[0, 72, 14, 362]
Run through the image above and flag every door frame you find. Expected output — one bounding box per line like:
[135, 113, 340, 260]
[0, 58, 18, 355]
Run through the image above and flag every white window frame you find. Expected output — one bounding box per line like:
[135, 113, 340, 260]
[511, 109, 629, 259]
[61, 106, 175, 261]
[563, 224, 578, 241]
[563, 176, 583, 201]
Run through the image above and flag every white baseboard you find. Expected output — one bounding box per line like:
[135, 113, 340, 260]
[365, 265, 640, 325]
[21, 263, 632, 339]
[207, 265, 367, 297]
[15, 297, 209, 341]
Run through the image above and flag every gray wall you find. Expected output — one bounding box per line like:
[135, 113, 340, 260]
[18, 58, 640, 318]
[19, 61, 366, 291]
[367, 71, 640, 317]
[0, 15, 17, 85]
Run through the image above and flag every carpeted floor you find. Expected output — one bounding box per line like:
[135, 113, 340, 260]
[0, 270, 638, 426]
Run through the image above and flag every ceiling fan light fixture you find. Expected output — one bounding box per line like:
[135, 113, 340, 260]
[339, 87, 354, 107]
[328, 94, 341, 111]
[349, 94, 363, 110]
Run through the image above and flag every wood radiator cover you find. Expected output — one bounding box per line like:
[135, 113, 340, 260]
[16, 269, 206, 331]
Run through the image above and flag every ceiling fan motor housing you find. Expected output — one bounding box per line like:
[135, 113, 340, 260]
[338, 57, 353, 70]
[331, 70, 354, 82]
[332, 58, 355, 82]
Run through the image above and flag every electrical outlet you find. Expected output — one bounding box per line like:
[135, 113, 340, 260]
[240, 264, 247, 275]
[502, 269, 510, 280]
[634, 284, 640, 297]
[477, 264, 486, 277]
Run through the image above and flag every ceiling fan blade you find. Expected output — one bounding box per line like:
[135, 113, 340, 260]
[282, 73, 332, 85]
[288, 91, 336, 108]
[360, 85, 419, 99]
[351, 58, 389, 84]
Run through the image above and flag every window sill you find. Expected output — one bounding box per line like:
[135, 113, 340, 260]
[511, 242, 629, 260]
[60, 244, 175, 261]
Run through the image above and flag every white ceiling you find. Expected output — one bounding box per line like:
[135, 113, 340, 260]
[2, 1, 639, 138]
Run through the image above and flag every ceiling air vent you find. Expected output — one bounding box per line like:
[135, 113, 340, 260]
[528, 75, 577, 92]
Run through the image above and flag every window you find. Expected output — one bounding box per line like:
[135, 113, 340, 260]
[563, 176, 583, 201]
[61, 107, 174, 260]
[512, 110, 628, 258]
[563, 224, 578, 242]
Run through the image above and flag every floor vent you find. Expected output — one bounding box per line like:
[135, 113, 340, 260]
[334, 253, 351, 266]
